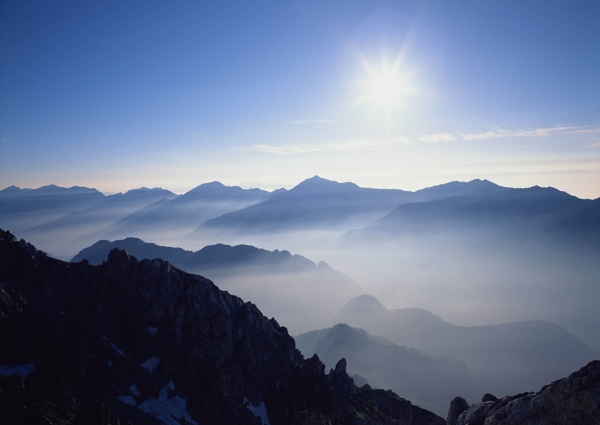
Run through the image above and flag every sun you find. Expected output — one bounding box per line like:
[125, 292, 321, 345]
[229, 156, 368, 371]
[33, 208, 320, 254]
[352, 50, 417, 129]
[363, 63, 406, 110]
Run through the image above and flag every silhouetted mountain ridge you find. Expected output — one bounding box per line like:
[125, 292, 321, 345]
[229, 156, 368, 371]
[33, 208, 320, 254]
[72, 237, 363, 334]
[376, 185, 588, 230]
[0, 229, 445, 425]
[73, 237, 320, 274]
[196, 177, 502, 237]
[0, 182, 280, 256]
[296, 323, 500, 416]
[334, 295, 598, 395]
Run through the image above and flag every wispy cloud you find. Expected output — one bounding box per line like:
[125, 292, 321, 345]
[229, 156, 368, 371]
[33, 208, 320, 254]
[251, 138, 409, 154]
[284, 119, 341, 125]
[587, 141, 600, 148]
[418, 125, 599, 143]
[461, 125, 579, 140]
[419, 133, 458, 143]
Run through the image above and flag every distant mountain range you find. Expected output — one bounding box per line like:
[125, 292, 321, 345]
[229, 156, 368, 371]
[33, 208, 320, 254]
[0, 182, 279, 256]
[2, 177, 598, 348]
[72, 237, 362, 335]
[339, 184, 599, 261]
[333, 295, 599, 395]
[3, 177, 597, 257]
[371, 185, 592, 235]
[104, 181, 274, 243]
[296, 323, 498, 416]
[336, 184, 600, 353]
[0, 184, 108, 233]
[195, 176, 503, 238]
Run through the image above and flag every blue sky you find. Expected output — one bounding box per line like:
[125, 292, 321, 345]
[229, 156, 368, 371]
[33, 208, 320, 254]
[1, 0, 599, 197]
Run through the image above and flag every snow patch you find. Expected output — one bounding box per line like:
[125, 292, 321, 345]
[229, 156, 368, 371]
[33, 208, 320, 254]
[137, 381, 198, 425]
[111, 342, 127, 357]
[107, 359, 112, 367]
[147, 326, 158, 336]
[0, 363, 35, 378]
[59, 311, 66, 316]
[141, 357, 161, 373]
[101, 335, 127, 358]
[243, 397, 271, 425]
[130, 382, 141, 396]
[118, 395, 136, 406]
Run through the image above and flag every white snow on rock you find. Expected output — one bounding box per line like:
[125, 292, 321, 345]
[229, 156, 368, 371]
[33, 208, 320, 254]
[0, 363, 35, 378]
[141, 357, 161, 373]
[147, 326, 158, 335]
[118, 395, 136, 406]
[243, 397, 271, 425]
[101, 335, 127, 357]
[111, 342, 127, 357]
[137, 381, 198, 425]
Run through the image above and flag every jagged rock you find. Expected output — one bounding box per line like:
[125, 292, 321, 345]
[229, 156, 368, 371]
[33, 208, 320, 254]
[447, 396, 469, 425]
[291, 410, 332, 425]
[328, 358, 357, 399]
[72, 402, 119, 425]
[481, 394, 497, 402]
[0, 229, 444, 425]
[453, 360, 600, 425]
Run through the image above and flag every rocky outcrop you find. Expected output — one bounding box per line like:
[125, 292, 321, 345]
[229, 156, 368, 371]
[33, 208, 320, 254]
[451, 360, 600, 425]
[0, 229, 444, 425]
[447, 397, 469, 425]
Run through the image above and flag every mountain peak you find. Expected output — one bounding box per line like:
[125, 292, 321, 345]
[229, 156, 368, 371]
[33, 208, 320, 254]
[338, 294, 387, 316]
[186, 181, 227, 193]
[299, 175, 332, 184]
[292, 176, 359, 192]
[182, 181, 269, 199]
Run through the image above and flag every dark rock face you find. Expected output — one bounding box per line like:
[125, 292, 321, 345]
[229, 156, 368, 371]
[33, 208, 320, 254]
[0, 229, 444, 425]
[481, 394, 497, 403]
[453, 360, 600, 425]
[447, 396, 469, 425]
[291, 410, 332, 425]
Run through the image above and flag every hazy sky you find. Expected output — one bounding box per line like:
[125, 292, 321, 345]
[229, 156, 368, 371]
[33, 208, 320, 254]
[1, 0, 599, 197]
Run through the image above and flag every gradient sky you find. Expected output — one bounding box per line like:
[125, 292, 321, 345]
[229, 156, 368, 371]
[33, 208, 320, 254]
[1, 0, 599, 197]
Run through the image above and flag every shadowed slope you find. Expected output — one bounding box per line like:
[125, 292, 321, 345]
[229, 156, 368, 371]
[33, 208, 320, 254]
[296, 324, 499, 416]
[72, 237, 363, 334]
[0, 229, 445, 425]
[195, 177, 501, 238]
[334, 295, 598, 395]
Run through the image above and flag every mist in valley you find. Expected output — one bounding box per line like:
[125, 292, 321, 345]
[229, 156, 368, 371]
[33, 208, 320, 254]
[1, 177, 599, 414]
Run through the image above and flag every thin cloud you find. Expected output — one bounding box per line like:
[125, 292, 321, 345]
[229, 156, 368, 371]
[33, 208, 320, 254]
[284, 119, 341, 124]
[419, 133, 458, 143]
[417, 125, 598, 144]
[251, 138, 409, 154]
[461, 125, 579, 140]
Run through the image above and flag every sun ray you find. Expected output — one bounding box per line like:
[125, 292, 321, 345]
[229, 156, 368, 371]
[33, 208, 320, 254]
[349, 45, 420, 132]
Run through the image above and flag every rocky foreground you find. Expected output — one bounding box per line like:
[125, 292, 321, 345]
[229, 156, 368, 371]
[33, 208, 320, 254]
[447, 360, 600, 425]
[1, 228, 599, 425]
[0, 229, 443, 425]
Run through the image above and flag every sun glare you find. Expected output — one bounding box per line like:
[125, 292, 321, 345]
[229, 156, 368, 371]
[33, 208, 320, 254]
[352, 49, 417, 129]
[364, 66, 405, 108]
